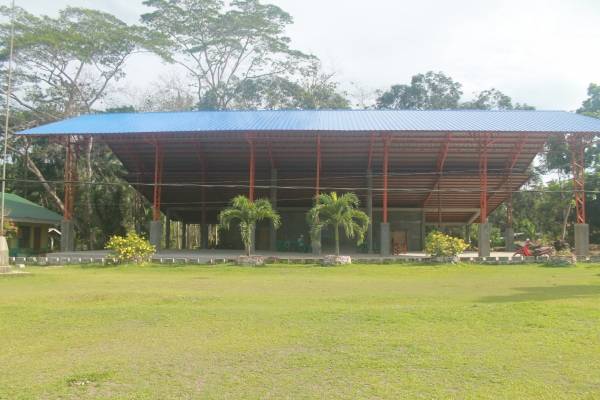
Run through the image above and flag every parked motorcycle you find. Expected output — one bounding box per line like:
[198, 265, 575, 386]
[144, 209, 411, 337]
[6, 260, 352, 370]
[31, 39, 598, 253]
[513, 242, 554, 258]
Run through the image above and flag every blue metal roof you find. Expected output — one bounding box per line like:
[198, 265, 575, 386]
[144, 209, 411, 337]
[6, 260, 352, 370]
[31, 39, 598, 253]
[17, 110, 600, 135]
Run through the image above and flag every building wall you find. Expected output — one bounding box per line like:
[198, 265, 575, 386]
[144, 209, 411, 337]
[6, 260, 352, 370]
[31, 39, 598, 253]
[8, 222, 50, 256]
[371, 210, 424, 252]
[216, 208, 425, 253]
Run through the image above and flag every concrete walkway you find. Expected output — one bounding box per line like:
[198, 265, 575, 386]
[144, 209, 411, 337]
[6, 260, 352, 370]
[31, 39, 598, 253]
[46, 248, 518, 262]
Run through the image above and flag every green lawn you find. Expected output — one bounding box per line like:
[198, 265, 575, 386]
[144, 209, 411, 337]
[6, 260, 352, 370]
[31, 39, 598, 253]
[1, 262, 600, 399]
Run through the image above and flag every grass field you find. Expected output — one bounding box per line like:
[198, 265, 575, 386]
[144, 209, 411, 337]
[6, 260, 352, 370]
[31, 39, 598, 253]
[1, 261, 600, 399]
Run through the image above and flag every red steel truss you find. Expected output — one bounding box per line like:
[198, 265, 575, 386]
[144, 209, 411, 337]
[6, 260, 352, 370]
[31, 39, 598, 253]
[477, 132, 491, 223]
[46, 129, 595, 226]
[144, 138, 164, 221]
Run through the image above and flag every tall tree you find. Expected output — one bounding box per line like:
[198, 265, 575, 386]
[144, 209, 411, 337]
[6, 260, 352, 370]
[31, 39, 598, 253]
[120, 69, 197, 112]
[232, 59, 350, 110]
[141, 0, 308, 110]
[376, 71, 463, 110]
[0, 5, 163, 247]
[577, 83, 600, 118]
[460, 88, 535, 110]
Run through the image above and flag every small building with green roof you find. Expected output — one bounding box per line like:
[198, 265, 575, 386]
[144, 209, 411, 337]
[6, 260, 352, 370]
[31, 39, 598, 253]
[2, 193, 63, 256]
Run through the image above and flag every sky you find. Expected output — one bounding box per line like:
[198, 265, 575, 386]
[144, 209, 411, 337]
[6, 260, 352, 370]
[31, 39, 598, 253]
[10, 0, 600, 110]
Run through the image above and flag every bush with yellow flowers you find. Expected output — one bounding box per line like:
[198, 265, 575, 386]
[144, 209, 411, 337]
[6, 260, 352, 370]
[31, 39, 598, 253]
[105, 232, 155, 264]
[425, 230, 468, 256]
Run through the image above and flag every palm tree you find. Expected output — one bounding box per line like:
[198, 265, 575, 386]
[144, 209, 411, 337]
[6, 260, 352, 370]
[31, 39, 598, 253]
[306, 192, 370, 256]
[219, 195, 281, 256]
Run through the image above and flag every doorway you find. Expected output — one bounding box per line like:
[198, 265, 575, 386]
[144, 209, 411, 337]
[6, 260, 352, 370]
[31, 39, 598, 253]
[33, 227, 42, 251]
[258, 229, 270, 250]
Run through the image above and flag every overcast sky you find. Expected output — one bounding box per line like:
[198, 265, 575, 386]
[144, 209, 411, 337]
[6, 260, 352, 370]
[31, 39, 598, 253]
[11, 0, 600, 110]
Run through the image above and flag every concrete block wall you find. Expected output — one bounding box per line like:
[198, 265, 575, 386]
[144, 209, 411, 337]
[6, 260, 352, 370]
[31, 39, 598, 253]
[370, 210, 424, 252]
[231, 208, 427, 252]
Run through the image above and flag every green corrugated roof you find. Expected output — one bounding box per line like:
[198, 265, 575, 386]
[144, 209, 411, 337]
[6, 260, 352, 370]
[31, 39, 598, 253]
[2, 193, 62, 224]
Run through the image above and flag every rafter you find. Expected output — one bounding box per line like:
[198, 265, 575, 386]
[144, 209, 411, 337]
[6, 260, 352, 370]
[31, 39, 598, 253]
[422, 132, 453, 208]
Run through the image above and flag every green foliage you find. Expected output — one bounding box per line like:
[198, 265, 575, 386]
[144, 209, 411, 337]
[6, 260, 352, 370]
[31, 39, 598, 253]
[219, 195, 281, 256]
[425, 230, 468, 256]
[376, 71, 533, 111]
[0, 4, 164, 250]
[306, 192, 370, 256]
[142, 0, 309, 110]
[2, 219, 17, 238]
[376, 71, 463, 110]
[105, 232, 155, 263]
[232, 60, 350, 110]
[577, 83, 600, 117]
[460, 88, 535, 110]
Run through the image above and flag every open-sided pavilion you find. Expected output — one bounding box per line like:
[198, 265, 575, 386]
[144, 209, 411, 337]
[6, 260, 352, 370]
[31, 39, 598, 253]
[19, 110, 600, 256]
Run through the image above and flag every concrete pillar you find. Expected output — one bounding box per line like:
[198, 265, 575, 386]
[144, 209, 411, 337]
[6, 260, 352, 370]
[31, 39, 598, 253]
[380, 223, 390, 257]
[149, 221, 162, 253]
[421, 209, 426, 251]
[201, 225, 208, 249]
[186, 223, 191, 249]
[574, 223, 589, 256]
[181, 223, 187, 249]
[0, 236, 10, 272]
[61, 220, 75, 253]
[366, 169, 373, 253]
[478, 223, 491, 257]
[250, 225, 255, 254]
[505, 227, 515, 252]
[466, 224, 471, 250]
[312, 230, 321, 256]
[165, 209, 170, 249]
[270, 169, 277, 251]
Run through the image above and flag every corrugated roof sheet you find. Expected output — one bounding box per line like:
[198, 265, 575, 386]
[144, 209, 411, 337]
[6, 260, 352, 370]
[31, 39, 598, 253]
[17, 110, 600, 135]
[2, 193, 63, 224]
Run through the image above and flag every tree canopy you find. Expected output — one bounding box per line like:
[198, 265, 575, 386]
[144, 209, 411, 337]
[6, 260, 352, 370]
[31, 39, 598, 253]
[141, 0, 309, 110]
[376, 71, 535, 111]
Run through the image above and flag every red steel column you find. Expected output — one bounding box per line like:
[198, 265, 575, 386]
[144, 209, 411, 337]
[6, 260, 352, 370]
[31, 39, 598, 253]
[248, 134, 255, 202]
[382, 133, 390, 223]
[478, 133, 489, 223]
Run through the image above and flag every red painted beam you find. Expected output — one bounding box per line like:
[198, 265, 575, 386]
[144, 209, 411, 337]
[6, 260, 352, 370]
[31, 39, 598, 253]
[247, 133, 256, 202]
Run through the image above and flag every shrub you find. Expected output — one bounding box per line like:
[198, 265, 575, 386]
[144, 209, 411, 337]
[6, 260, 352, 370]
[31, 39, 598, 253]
[3, 219, 17, 238]
[105, 232, 155, 264]
[425, 231, 468, 256]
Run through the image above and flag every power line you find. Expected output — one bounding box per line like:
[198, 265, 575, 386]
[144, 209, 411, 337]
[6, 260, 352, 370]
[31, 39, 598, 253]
[5, 178, 600, 195]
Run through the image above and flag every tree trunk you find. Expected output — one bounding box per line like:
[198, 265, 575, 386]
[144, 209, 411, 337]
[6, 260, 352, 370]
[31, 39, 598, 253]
[84, 136, 95, 249]
[561, 200, 572, 240]
[335, 224, 340, 256]
[246, 244, 250, 256]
